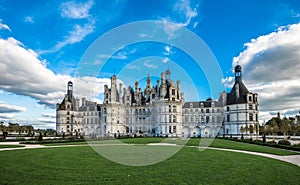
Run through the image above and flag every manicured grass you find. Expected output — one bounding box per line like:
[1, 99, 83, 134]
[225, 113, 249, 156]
[43, 141, 88, 146]
[118, 137, 165, 144]
[186, 138, 299, 156]
[44, 137, 299, 155]
[0, 144, 24, 148]
[0, 146, 299, 184]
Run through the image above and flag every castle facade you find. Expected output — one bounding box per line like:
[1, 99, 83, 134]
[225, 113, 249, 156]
[56, 65, 259, 138]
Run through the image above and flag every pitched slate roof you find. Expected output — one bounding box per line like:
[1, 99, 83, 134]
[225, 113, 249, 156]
[226, 80, 249, 105]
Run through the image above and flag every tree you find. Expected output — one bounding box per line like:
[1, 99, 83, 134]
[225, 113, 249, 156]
[254, 122, 260, 139]
[249, 125, 254, 139]
[38, 132, 43, 141]
[281, 118, 291, 139]
[240, 126, 245, 139]
[273, 124, 279, 137]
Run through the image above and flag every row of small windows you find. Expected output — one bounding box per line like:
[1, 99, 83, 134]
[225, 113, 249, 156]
[189, 103, 215, 108]
[226, 113, 258, 122]
[184, 108, 220, 114]
[184, 116, 221, 123]
[226, 104, 258, 111]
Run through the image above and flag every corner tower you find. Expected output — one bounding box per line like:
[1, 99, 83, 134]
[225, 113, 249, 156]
[224, 65, 259, 136]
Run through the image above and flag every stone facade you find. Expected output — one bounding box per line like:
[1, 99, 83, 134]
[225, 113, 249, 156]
[56, 65, 259, 138]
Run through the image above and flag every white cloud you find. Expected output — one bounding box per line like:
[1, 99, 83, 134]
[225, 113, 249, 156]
[290, 9, 300, 18]
[231, 23, 300, 121]
[0, 37, 111, 108]
[0, 101, 26, 113]
[24, 16, 34, 23]
[42, 113, 56, 118]
[40, 20, 95, 54]
[125, 64, 141, 71]
[0, 113, 14, 119]
[164, 45, 174, 55]
[162, 58, 169, 63]
[60, 0, 94, 19]
[144, 60, 158, 69]
[221, 76, 234, 88]
[0, 19, 11, 31]
[160, 0, 198, 38]
[37, 118, 56, 123]
[54, 20, 95, 51]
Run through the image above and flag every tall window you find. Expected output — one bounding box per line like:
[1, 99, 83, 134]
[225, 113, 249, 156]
[169, 126, 172, 133]
[173, 126, 176, 133]
[206, 116, 209, 123]
[249, 113, 253, 121]
[172, 89, 175, 95]
[173, 106, 177, 113]
[227, 115, 230, 122]
[249, 104, 253, 110]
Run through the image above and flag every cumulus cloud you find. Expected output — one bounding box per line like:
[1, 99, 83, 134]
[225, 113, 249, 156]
[60, 0, 94, 19]
[0, 19, 11, 31]
[230, 23, 300, 121]
[0, 101, 26, 113]
[0, 37, 111, 108]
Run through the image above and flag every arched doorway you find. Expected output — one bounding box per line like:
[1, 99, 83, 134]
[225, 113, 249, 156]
[203, 127, 212, 138]
[183, 126, 190, 138]
[193, 126, 201, 137]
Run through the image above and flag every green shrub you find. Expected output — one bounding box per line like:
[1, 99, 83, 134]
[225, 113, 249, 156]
[266, 141, 277, 145]
[16, 137, 25, 141]
[278, 140, 291, 146]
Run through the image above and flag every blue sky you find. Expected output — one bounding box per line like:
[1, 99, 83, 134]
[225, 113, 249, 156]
[0, 0, 300, 129]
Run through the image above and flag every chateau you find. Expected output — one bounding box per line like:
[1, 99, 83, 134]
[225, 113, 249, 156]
[56, 65, 259, 138]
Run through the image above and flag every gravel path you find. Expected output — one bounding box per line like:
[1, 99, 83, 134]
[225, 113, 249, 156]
[0, 142, 299, 167]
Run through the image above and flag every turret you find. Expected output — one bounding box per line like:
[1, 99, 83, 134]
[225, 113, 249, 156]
[119, 83, 123, 103]
[67, 81, 73, 100]
[160, 72, 166, 97]
[111, 75, 117, 102]
[177, 80, 181, 99]
[235, 65, 242, 82]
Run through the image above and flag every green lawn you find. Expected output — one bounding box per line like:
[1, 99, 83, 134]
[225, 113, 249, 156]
[0, 146, 299, 185]
[186, 138, 299, 156]
[0, 145, 24, 148]
[44, 137, 299, 156]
